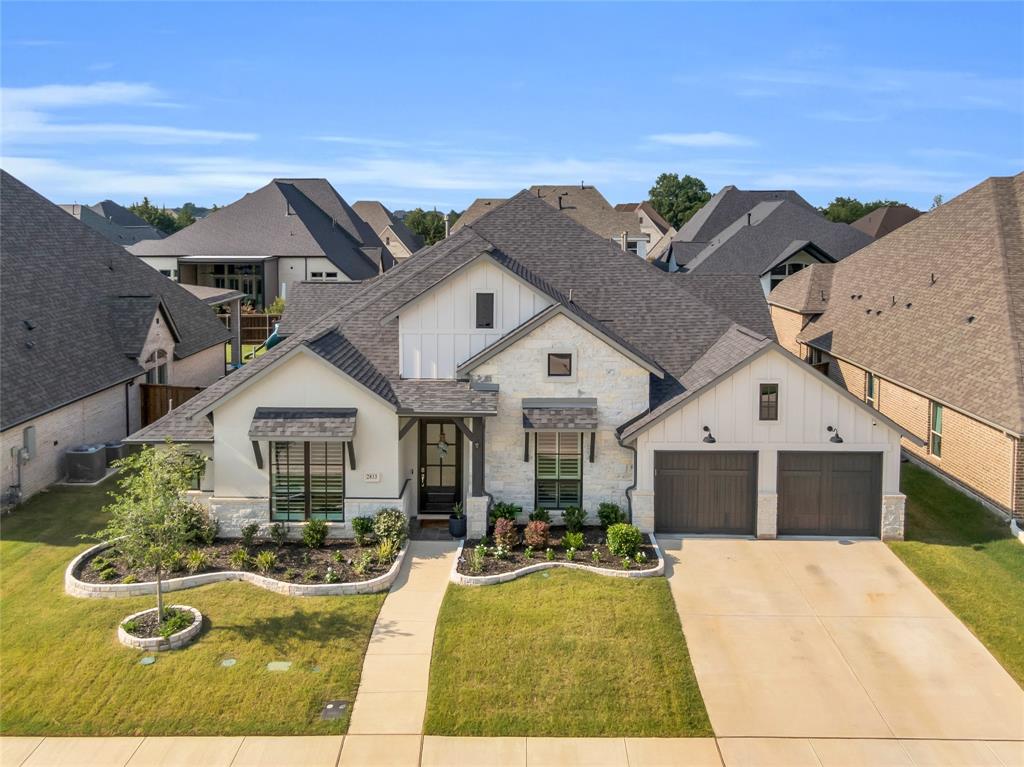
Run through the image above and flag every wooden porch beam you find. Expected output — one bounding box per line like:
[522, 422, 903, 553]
[346, 440, 357, 471]
[398, 417, 419, 440]
[452, 418, 476, 443]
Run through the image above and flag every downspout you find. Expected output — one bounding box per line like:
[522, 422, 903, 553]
[124, 381, 132, 437]
[616, 431, 638, 525]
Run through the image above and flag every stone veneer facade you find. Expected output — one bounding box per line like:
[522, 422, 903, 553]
[470, 313, 650, 524]
[203, 495, 405, 537]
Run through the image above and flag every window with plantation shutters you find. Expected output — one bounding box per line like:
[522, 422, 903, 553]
[535, 432, 582, 510]
[270, 441, 345, 521]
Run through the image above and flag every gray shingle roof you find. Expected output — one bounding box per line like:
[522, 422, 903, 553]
[2, 171, 231, 430]
[129, 179, 384, 279]
[673, 274, 776, 339]
[90, 200, 156, 229]
[674, 185, 816, 245]
[131, 190, 768, 442]
[59, 203, 166, 246]
[523, 398, 599, 430]
[352, 200, 423, 258]
[796, 173, 1024, 435]
[249, 407, 357, 440]
[278, 281, 369, 336]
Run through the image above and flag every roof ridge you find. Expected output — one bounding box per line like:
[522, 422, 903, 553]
[987, 177, 1024, 424]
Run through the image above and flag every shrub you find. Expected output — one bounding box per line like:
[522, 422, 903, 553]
[545, 548, 555, 561]
[268, 522, 288, 548]
[228, 548, 252, 571]
[634, 551, 648, 566]
[621, 556, 632, 569]
[524, 546, 534, 559]
[524, 520, 549, 548]
[303, 519, 329, 548]
[494, 518, 520, 548]
[352, 516, 375, 546]
[606, 523, 643, 558]
[373, 508, 407, 545]
[353, 551, 373, 576]
[562, 530, 584, 551]
[239, 522, 260, 548]
[494, 543, 511, 560]
[489, 501, 521, 524]
[254, 550, 277, 574]
[303, 569, 317, 583]
[323, 567, 341, 584]
[469, 546, 486, 574]
[182, 501, 218, 546]
[331, 549, 345, 565]
[591, 548, 601, 565]
[528, 508, 551, 523]
[376, 537, 400, 566]
[597, 502, 625, 529]
[99, 567, 118, 581]
[121, 618, 139, 634]
[566, 548, 577, 561]
[283, 568, 299, 581]
[159, 609, 193, 639]
[166, 550, 186, 573]
[122, 574, 139, 584]
[562, 506, 586, 532]
[90, 556, 110, 573]
[185, 549, 208, 574]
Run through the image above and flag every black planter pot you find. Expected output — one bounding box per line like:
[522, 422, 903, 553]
[448, 514, 467, 538]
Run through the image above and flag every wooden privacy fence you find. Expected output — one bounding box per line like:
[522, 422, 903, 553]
[140, 383, 203, 427]
[218, 313, 281, 345]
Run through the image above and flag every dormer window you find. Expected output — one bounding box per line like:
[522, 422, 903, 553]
[475, 293, 494, 329]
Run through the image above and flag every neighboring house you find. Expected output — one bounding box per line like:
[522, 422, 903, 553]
[615, 201, 675, 243]
[130, 179, 391, 308]
[851, 204, 923, 239]
[658, 186, 873, 296]
[352, 200, 423, 262]
[1, 171, 231, 503]
[128, 189, 910, 542]
[768, 173, 1024, 522]
[59, 199, 166, 247]
[453, 186, 658, 257]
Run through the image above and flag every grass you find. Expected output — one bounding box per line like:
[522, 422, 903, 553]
[890, 462, 1024, 686]
[225, 343, 266, 364]
[0, 480, 385, 736]
[424, 568, 711, 737]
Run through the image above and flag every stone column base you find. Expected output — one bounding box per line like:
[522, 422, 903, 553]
[757, 493, 778, 539]
[882, 494, 906, 541]
[632, 491, 654, 533]
[466, 496, 488, 539]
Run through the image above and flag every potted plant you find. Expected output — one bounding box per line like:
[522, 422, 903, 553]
[449, 501, 466, 538]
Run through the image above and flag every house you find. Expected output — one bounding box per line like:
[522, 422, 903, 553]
[453, 185, 659, 257]
[851, 204, 923, 239]
[767, 173, 1024, 522]
[657, 186, 874, 296]
[352, 200, 423, 262]
[127, 189, 910, 541]
[130, 179, 391, 308]
[59, 200, 166, 247]
[1, 171, 232, 503]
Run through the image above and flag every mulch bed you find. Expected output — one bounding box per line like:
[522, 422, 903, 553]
[456, 526, 658, 576]
[77, 539, 395, 586]
[121, 607, 196, 639]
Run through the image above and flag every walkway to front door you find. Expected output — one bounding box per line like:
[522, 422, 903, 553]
[663, 538, 1024, 740]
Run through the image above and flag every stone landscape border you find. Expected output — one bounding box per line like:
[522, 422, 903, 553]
[450, 533, 665, 586]
[1012, 518, 1024, 546]
[117, 605, 202, 651]
[65, 540, 409, 598]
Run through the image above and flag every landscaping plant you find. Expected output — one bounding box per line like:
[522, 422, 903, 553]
[166, 550, 186, 573]
[494, 517, 520, 548]
[185, 549, 208, 574]
[352, 515, 374, 547]
[524, 546, 534, 559]
[323, 567, 341, 584]
[489, 501, 521, 525]
[591, 549, 601, 565]
[267, 522, 288, 548]
[93, 443, 200, 625]
[524, 520, 550, 547]
[239, 522, 260, 549]
[545, 548, 555, 561]
[562, 530, 584, 551]
[634, 551, 648, 566]
[528, 508, 551, 523]
[566, 548, 577, 561]
[373, 508, 407, 545]
[562, 506, 586, 532]
[375, 537, 399, 566]
[254, 550, 277, 574]
[303, 518, 329, 548]
[606, 523, 643, 558]
[229, 547, 252, 571]
[353, 551, 373, 576]
[469, 546, 486, 574]
[182, 500, 218, 546]
[597, 502, 624, 529]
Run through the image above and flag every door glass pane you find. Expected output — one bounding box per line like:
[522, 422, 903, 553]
[427, 423, 440, 443]
[427, 467, 441, 486]
[441, 467, 456, 486]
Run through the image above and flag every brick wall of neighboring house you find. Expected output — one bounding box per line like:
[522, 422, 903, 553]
[815, 349, 1017, 514]
[172, 343, 226, 387]
[1014, 438, 1024, 519]
[769, 305, 807, 357]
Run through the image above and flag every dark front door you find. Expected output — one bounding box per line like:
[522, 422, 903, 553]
[777, 452, 881, 536]
[654, 451, 756, 534]
[419, 420, 462, 512]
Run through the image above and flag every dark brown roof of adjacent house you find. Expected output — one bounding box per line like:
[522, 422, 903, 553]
[352, 200, 423, 258]
[766, 263, 835, 314]
[452, 198, 507, 231]
[850, 204, 923, 239]
[790, 173, 1024, 435]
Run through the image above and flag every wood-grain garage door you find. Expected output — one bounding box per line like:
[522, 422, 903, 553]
[778, 452, 881, 536]
[654, 452, 756, 534]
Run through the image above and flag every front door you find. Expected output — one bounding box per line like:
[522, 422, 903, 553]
[419, 420, 462, 512]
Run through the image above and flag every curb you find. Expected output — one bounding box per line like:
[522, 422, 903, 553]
[117, 605, 203, 651]
[66, 540, 409, 598]
[449, 534, 665, 586]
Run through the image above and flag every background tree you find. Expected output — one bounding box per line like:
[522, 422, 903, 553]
[94, 444, 202, 623]
[930, 194, 944, 210]
[174, 207, 196, 230]
[819, 196, 908, 223]
[647, 173, 712, 229]
[130, 197, 180, 235]
[405, 208, 460, 245]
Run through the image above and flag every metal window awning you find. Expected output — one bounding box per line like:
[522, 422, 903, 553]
[248, 408, 357, 440]
[521, 398, 598, 431]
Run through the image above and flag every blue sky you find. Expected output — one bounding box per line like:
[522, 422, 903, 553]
[2, 2, 1022, 211]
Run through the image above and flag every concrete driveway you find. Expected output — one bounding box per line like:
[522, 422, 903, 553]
[662, 537, 1024, 740]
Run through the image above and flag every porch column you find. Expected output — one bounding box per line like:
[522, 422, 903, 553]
[466, 416, 488, 538]
[230, 297, 242, 368]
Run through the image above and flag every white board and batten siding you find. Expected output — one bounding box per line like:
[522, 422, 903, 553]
[399, 259, 553, 379]
[635, 348, 903, 495]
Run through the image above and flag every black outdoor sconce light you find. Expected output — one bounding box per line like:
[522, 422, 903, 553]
[702, 425, 716, 444]
[827, 425, 844, 443]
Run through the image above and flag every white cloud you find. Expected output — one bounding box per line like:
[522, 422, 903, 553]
[744, 163, 971, 196]
[647, 131, 756, 148]
[313, 135, 410, 149]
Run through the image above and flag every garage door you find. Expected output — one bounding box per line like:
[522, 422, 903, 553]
[654, 452, 756, 534]
[778, 452, 881, 536]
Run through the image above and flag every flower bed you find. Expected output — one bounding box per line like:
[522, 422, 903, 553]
[117, 605, 202, 651]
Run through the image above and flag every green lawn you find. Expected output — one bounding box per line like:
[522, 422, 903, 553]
[890, 462, 1024, 686]
[424, 569, 711, 737]
[0, 481, 385, 736]
[225, 343, 266, 364]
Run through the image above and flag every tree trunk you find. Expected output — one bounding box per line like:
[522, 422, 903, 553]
[156, 565, 164, 622]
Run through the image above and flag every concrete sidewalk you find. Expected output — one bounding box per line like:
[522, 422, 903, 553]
[4, 735, 1022, 766]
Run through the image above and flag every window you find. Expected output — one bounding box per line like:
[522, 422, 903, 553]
[930, 402, 943, 457]
[324, 272, 338, 280]
[547, 353, 572, 377]
[769, 261, 806, 291]
[625, 240, 639, 255]
[866, 372, 877, 408]
[535, 432, 582, 510]
[270, 441, 345, 521]
[146, 364, 168, 384]
[759, 383, 779, 421]
[186, 452, 205, 490]
[310, 271, 323, 280]
[475, 293, 494, 329]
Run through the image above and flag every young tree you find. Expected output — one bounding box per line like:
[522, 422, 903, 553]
[648, 173, 712, 229]
[405, 208, 460, 245]
[930, 194, 944, 210]
[95, 444, 201, 623]
[175, 207, 196, 230]
[130, 197, 180, 235]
